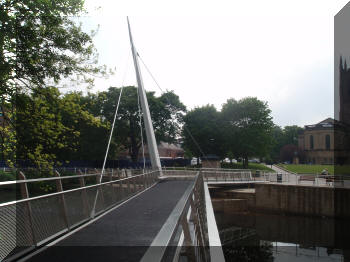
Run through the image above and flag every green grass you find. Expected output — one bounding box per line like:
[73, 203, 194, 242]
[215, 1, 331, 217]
[221, 162, 274, 172]
[280, 164, 350, 175]
[0, 170, 16, 181]
[276, 164, 350, 175]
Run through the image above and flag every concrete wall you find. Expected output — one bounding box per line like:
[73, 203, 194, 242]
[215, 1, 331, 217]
[216, 211, 350, 250]
[255, 184, 350, 218]
[211, 190, 256, 210]
[212, 199, 248, 213]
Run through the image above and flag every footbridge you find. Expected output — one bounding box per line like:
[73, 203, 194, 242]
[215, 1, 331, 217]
[0, 168, 264, 262]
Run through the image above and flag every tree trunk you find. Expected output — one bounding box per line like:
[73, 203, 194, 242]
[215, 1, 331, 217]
[129, 121, 140, 163]
[130, 147, 140, 163]
[243, 156, 249, 169]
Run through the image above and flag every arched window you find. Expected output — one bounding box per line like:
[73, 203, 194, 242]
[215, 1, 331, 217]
[310, 135, 314, 150]
[325, 134, 330, 150]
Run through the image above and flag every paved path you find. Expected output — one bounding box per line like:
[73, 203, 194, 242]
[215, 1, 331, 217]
[267, 165, 298, 184]
[25, 180, 193, 262]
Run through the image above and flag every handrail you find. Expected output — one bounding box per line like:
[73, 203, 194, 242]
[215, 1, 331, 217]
[0, 170, 160, 262]
[0, 171, 159, 208]
[141, 171, 222, 262]
[0, 173, 105, 185]
[0, 169, 149, 186]
[204, 182, 225, 261]
[141, 174, 198, 262]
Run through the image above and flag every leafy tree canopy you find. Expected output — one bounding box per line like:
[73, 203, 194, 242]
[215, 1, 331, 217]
[0, 0, 105, 101]
[221, 97, 274, 167]
[183, 98, 274, 168]
[182, 105, 223, 158]
[84, 86, 186, 162]
[13, 87, 110, 169]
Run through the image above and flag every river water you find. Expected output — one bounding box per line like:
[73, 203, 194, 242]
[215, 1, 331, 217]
[214, 211, 350, 262]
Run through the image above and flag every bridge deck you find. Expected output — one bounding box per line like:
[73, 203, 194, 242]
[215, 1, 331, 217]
[25, 180, 193, 262]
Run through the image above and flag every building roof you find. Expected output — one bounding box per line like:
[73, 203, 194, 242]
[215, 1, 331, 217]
[303, 117, 349, 131]
[158, 142, 183, 151]
[317, 118, 336, 125]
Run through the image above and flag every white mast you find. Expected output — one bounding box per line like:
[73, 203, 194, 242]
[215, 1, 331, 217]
[127, 17, 162, 172]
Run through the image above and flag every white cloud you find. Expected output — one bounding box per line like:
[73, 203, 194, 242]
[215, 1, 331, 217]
[79, 0, 349, 127]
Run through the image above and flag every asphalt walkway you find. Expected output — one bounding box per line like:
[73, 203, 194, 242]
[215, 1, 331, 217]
[25, 180, 193, 262]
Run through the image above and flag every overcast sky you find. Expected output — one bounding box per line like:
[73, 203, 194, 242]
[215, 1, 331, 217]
[79, 0, 349, 128]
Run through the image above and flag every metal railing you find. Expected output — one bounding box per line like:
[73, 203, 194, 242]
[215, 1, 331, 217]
[219, 227, 257, 246]
[141, 171, 225, 262]
[0, 169, 159, 262]
[202, 170, 253, 182]
[256, 172, 350, 187]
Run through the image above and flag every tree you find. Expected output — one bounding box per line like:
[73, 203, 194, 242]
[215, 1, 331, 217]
[279, 144, 305, 163]
[0, 0, 105, 100]
[182, 105, 224, 159]
[270, 125, 284, 163]
[14, 88, 110, 169]
[270, 125, 303, 163]
[283, 125, 303, 145]
[59, 92, 115, 162]
[85, 86, 186, 162]
[0, 0, 107, 167]
[221, 97, 274, 168]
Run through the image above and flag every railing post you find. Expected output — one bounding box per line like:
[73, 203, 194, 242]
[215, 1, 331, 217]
[144, 173, 148, 188]
[127, 176, 131, 195]
[78, 170, 90, 218]
[133, 176, 136, 193]
[54, 170, 70, 230]
[181, 215, 196, 261]
[18, 171, 37, 246]
[109, 170, 113, 181]
[94, 172, 106, 210]
[119, 180, 124, 199]
[143, 174, 146, 189]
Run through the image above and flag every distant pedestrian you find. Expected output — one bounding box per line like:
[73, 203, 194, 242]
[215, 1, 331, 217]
[322, 168, 331, 185]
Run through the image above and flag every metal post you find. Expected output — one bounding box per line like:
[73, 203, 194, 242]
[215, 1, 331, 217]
[127, 17, 162, 174]
[95, 174, 105, 210]
[127, 177, 131, 195]
[132, 176, 136, 193]
[119, 180, 124, 199]
[18, 171, 37, 246]
[181, 215, 196, 261]
[54, 170, 70, 230]
[78, 170, 90, 218]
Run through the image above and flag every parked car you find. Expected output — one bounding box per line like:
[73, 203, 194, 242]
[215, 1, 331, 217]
[191, 157, 201, 165]
[223, 158, 237, 163]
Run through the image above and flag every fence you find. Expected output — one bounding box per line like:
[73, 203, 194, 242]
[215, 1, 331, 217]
[0, 169, 159, 262]
[202, 170, 253, 182]
[141, 171, 225, 262]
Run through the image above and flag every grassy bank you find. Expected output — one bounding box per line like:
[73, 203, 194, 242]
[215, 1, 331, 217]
[278, 164, 350, 175]
[277, 164, 334, 174]
[221, 162, 274, 172]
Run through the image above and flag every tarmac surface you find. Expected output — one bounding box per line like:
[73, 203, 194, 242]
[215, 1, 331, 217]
[25, 180, 193, 262]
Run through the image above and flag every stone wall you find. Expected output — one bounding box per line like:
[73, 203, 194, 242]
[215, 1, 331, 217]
[255, 183, 350, 218]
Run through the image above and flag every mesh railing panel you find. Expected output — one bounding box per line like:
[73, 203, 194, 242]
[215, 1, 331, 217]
[0, 204, 17, 261]
[203, 171, 252, 181]
[101, 184, 116, 209]
[65, 190, 90, 227]
[30, 195, 68, 244]
[0, 172, 158, 261]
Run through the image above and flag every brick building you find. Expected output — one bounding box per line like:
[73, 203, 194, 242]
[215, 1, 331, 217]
[298, 118, 350, 164]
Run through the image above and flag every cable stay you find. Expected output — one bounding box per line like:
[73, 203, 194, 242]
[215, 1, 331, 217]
[90, 56, 130, 218]
[137, 53, 214, 167]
